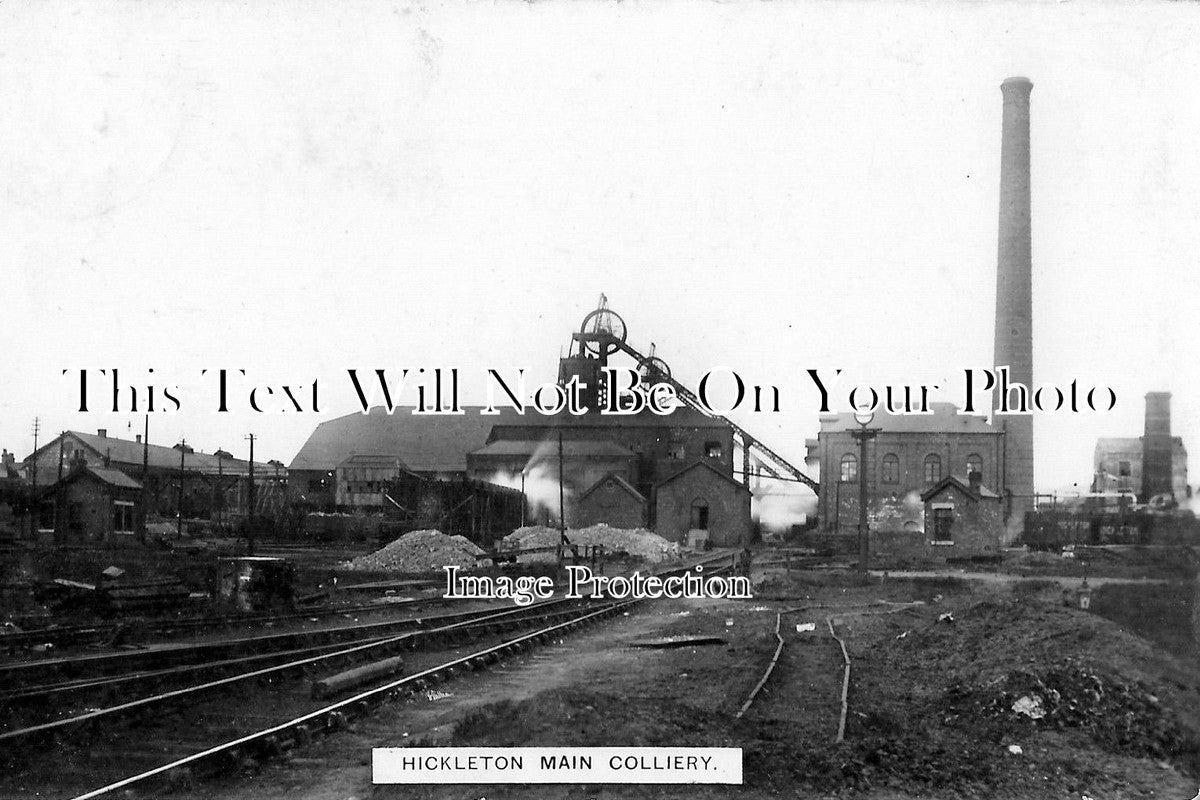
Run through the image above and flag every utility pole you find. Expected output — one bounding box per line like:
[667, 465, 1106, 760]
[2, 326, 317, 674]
[141, 414, 149, 543]
[520, 470, 526, 528]
[29, 418, 39, 539]
[245, 433, 256, 555]
[848, 411, 880, 574]
[177, 438, 186, 539]
[557, 430, 566, 564]
[55, 434, 65, 541]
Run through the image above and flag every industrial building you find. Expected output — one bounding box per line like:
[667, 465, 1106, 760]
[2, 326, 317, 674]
[21, 429, 279, 530]
[813, 403, 1005, 537]
[1093, 392, 1190, 506]
[287, 299, 817, 546]
[810, 77, 1037, 555]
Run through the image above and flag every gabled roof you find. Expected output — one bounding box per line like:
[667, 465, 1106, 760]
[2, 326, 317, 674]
[920, 474, 1000, 503]
[655, 459, 750, 494]
[52, 465, 143, 492]
[26, 431, 271, 483]
[819, 403, 998, 435]
[579, 472, 646, 504]
[290, 407, 510, 473]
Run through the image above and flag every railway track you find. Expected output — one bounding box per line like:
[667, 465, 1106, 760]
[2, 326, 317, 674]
[2, 552, 735, 800]
[0, 594, 453, 653]
[0, 597, 528, 691]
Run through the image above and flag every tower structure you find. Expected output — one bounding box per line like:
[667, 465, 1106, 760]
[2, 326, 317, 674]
[1141, 391, 1173, 502]
[993, 77, 1035, 524]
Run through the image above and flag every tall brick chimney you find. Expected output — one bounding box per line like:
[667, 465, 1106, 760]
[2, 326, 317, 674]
[994, 76, 1035, 525]
[1142, 391, 1173, 502]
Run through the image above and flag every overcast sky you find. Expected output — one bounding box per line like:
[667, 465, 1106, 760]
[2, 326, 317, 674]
[3, 1, 1198, 500]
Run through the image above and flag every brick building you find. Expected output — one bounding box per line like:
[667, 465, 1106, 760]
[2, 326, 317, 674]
[654, 460, 752, 547]
[575, 473, 648, 529]
[42, 465, 143, 543]
[23, 430, 276, 528]
[1092, 392, 1189, 506]
[814, 403, 1008, 538]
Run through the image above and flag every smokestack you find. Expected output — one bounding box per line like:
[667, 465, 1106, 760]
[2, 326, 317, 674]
[1142, 391, 1173, 502]
[994, 76, 1035, 525]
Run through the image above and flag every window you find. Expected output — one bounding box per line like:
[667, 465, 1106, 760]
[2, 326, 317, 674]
[113, 501, 135, 534]
[931, 506, 954, 543]
[840, 453, 858, 482]
[966, 454, 983, 480]
[1118, 461, 1131, 477]
[704, 441, 723, 459]
[881, 454, 900, 484]
[690, 499, 710, 530]
[924, 454, 942, 483]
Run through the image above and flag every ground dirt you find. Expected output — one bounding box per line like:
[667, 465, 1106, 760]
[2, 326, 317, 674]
[182, 568, 1200, 800]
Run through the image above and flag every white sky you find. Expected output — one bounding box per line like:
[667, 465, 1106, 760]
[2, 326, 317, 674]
[2, 0, 1198, 499]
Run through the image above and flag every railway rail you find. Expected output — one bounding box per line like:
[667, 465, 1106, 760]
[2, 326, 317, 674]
[0, 594, 452, 653]
[2, 552, 735, 800]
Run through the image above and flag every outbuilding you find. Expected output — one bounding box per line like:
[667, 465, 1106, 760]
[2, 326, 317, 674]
[575, 472, 648, 529]
[654, 460, 752, 548]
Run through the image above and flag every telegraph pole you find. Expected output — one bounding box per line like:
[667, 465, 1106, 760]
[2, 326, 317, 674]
[848, 411, 880, 574]
[557, 430, 566, 563]
[30, 418, 40, 539]
[140, 414, 149, 543]
[55, 433, 65, 541]
[245, 433, 256, 555]
[177, 439, 186, 539]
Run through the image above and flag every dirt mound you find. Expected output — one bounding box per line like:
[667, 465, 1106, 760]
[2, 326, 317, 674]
[501, 524, 682, 563]
[880, 596, 1200, 779]
[340, 529, 483, 573]
[941, 661, 1193, 761]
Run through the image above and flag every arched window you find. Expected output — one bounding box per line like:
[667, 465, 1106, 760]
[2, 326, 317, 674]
[923, 454, 942, 483]
[881, 454, 900, 484]
[966, 454, 983, 480]
[840, 453, 858, 482]
[690, 498, 710, 530]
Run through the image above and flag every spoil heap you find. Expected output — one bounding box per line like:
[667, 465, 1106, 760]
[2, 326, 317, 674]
[502, 524, 682, 564]
[341, 529, 483, 573]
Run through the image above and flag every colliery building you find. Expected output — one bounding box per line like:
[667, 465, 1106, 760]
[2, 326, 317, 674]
[813, 403, 1006, 535]
[22, 429, 279, 536]
[1093, 392, 1189, 506]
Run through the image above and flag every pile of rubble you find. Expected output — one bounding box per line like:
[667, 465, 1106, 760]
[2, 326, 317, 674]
[939, 660, 1193, 761]
[501, 524, 682, 563]
[341, 530, 483, 573]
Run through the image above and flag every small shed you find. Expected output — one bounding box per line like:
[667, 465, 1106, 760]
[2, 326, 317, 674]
[48, 466, 143, 542]
[918, 473, 1003, 560]
[575, 472, 647, 529]
[654, 460, 752, 547]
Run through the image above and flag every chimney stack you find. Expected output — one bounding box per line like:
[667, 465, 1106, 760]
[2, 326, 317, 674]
[1142, 391, 1173, 502]
[994, 76, 1035, 525]
[97, 428, 107, 438]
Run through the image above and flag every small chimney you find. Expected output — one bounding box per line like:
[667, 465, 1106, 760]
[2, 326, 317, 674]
[97, 428, 107, 438]
[969, 470, 983, 489]
[135, 434, 142, 444]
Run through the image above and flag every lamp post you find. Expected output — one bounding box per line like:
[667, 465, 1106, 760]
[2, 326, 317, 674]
[848, 410, 880, 574]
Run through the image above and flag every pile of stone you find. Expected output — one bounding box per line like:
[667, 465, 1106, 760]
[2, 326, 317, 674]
[501, 524, 682, 564]
[341, 530, 484, 573]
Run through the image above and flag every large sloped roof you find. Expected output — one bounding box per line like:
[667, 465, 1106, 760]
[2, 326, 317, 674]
[487, 405, 730, 436]
[27, 431, 271, 483]
[469, 440, 635, 459]
[819, 403, 999, 435]
[289, 407, 512, 473]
